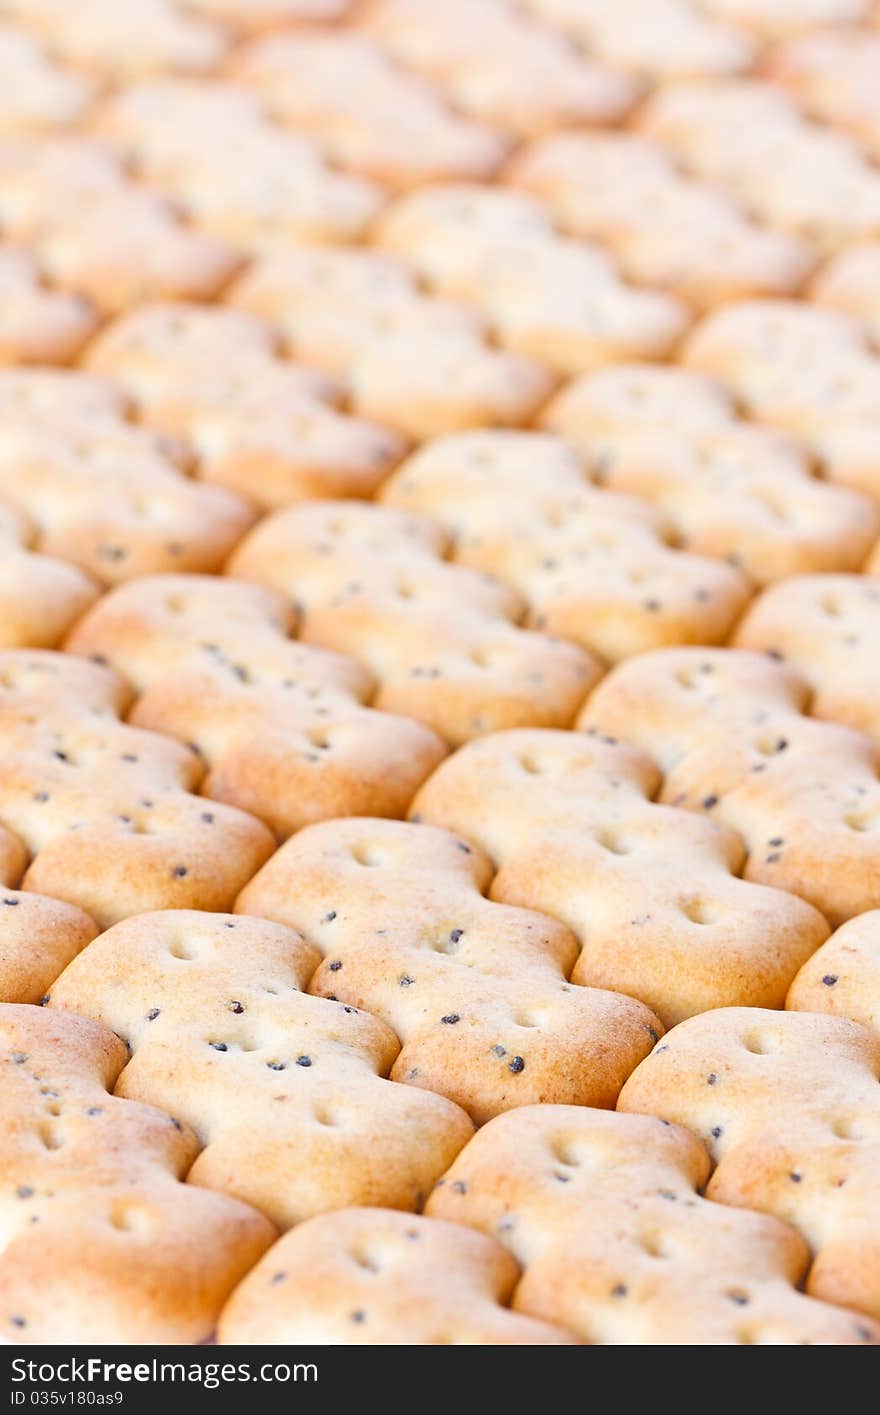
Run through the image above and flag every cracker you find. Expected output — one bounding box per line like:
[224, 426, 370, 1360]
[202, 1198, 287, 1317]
[0, 24, 94, 134]
[0, 134, 241, 314]
[92, 79, 384, 249]
[683, 299, 880, 500]
[0, 650, 274, 927]
[787, 911, 880, 1035]
[0, 246, 96, 365]
[770, 28, 880, 157]
[583, 646, 880, 926]
[85, 302, 404, 509]
[49, 910, 473, 1228]
[218, 1207, 575, 1344]
[618, 1008, 880, 1321]
[698, 0, 869, 38]
[0, 500, 98, 648]
[0, 1003, 274, 1343]
[0, 886, 96, 1005]
[426, 1104, 876, 1343]
[507, 132, 815, 309]
[1, 0, 227, 79]
[237, 817, 660, 1123]
[373, 184, 689, 374]
[515, 0, 755, 79]
[410, 728, 827, 1027]
[37, 188, 242, 316]
[382, 430, 752, 660]
[543, 366, 880, 583]
[812, 242, 880, 346]
[231, 31, 510, 188]
[229, 247, 554, 437]
[180, 0, 352, 28]
[639, 80, 880, 252]
[229, 500, 600, 746]
[735, 576, 880, 736]
[67, 574, 447, 837]
[0, 369, 255, 584]
[357, 0, 638, 137]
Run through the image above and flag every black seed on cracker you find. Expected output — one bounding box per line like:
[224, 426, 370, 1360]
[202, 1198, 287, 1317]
[146, 1008, 160, 1021]
[328, 960, 342, 972]
[509, 1056, 525, 1074]
[228, 1001, 244, 1014]
[823, 975, 838, 986]
[267, 1060, 287, 1071]
[441, 1014, 460, 1025]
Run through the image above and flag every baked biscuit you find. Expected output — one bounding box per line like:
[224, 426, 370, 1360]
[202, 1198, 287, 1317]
[700, 0, 870, 38]
[0, 1003, 273, 1343]
[231, 30, 510, 188]
[0, 879, 96, 1005]
[619, 1008, 880, 1320]
[640, 80, 880, 252]
[543, 366, 879, 582]
[86, 302, 404, 509]
[0, 650, 274, 926]
[812, 243, 880, 346]
[427, 1105, 877, 1343]
[237, 817, 660, 1123]
[735, 576, 880, 736]
[411, 728, 827, 1027]
[0, 247, 96, 365]
[683, 299, 880, 500]
[229, 246, 554, 438]
[50, 910, 473, 1229]
[0, 134, 240, 313]
[382, 430, 752, 659]
[0, 0, 227, 79]
[92, 79, 383, 250]
[0, 369, 255, 584]
[230, 500, 599, 746]
[770, 28, 880, 158]
[67, 574, 446, 837]
[787, 912, 880, 1035]
[508, 132, 814, 309]
[0, 24, 94, 134]
[218, 1208, 576, 1345]
[0, 500, 97, 648]
[374, 185, 689, 374]
[583, 647, 880, 925]
[515, 0, 755, 79]
[180, 0, 351, 28]
[357, 0, 638, 137]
